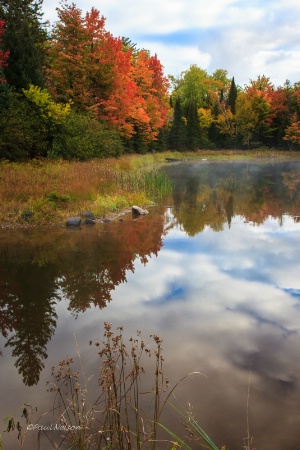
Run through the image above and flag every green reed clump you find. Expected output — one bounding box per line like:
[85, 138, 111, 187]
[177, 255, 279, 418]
[112, 170, 172, 199]
[141, 171, 173, 199]
[159, 403, 221, 450]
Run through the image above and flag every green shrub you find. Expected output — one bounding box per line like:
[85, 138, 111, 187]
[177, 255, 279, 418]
[50, 111, 124, 160]
[0, 92, 50, 161]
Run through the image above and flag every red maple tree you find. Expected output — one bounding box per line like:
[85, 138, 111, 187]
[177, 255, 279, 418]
[0, 20, 9, 80]
[46, 4, 169, 141]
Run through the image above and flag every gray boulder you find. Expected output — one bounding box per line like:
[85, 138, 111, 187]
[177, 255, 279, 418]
[81, 210, 95, 219]
[132, 205, 149, 215]
[66, 216, 81, 227]
[84, 218, 96, 225]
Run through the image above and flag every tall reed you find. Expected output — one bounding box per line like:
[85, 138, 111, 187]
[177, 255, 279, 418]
[42, 323, 170, 449]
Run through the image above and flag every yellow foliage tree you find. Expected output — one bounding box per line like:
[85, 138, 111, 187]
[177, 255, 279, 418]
[198, 107, 213, 131]
[23, 84, 72, 124]
[216, 104, 235, 141]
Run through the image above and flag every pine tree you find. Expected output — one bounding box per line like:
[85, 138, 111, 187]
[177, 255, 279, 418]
[227, 76, 238, 115]
[0, 0, 47, 89]
[186, 99, 201, 150]
[168, 97, 186, 150]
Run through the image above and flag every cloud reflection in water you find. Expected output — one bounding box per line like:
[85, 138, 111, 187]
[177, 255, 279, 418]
[108, 212, 300, 449]
[1, 162, 300, 450]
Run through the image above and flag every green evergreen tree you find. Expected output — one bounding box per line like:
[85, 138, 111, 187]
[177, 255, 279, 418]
[186, 99, 201, 150]
[0, 0, 47, 90]
[227, 76, 238, 115]
[220, 89, 224, 102]
[0, 76, 10, 108]
[149, 125, 168, 152]
[168, 97, 187, 150]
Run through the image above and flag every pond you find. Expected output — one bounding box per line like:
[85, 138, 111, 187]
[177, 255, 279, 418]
[1, 160, 300, 450]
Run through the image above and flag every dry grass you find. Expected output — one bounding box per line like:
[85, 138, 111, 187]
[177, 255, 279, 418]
[0, 155, 172, 225]
[1, 150, 299, 226]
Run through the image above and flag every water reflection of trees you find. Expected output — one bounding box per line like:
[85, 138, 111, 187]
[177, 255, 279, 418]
[0, 212, 166, 385]
[164, 162, 300, 235]
[1, 162, 300, 386]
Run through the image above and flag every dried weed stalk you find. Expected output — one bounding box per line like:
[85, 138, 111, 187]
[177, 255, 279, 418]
[44, 323, 169, 450]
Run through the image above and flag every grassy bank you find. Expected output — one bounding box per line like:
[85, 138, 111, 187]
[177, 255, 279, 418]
[0, 150, 299, 226]
[0, 154, 172, 226]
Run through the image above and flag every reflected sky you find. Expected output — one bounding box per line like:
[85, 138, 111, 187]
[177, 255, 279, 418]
[1, 161, 300, 450]
[102, 211, 300, 449]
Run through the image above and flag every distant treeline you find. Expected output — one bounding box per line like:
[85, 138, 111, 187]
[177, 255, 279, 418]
[1, 0, 300, 161]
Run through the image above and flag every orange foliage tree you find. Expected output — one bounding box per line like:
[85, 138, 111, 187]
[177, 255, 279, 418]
[46, 4, 108, 110]
[235, 75, 288, 147]
[46, 3, 169, 145]
[128, 50, 169, 143]
[283, 114, 300, 149]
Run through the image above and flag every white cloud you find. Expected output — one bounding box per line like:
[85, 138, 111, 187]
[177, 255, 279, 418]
[42, 0, 300, 86]
[101, 0, 237, 34]
[139, 41, 212, 76]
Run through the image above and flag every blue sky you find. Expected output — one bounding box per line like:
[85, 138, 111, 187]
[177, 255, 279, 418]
[42, 0, 300, 88]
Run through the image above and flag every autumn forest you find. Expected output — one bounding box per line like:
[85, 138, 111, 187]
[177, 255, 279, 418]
[1, 0, 300, 161]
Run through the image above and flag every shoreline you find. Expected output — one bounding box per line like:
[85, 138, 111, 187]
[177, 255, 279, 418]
[0, 207, 139, 230]
[1, 151, 300, 229]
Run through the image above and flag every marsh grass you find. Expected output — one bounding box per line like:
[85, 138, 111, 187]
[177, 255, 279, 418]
[1, 150, 298, 225]
[0, 155, 172, 225]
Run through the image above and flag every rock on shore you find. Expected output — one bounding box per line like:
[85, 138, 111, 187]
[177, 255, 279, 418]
[132, 205, 149, 215]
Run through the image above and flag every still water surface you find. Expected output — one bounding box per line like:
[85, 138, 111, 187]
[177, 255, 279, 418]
[1, 160, 300, 449]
